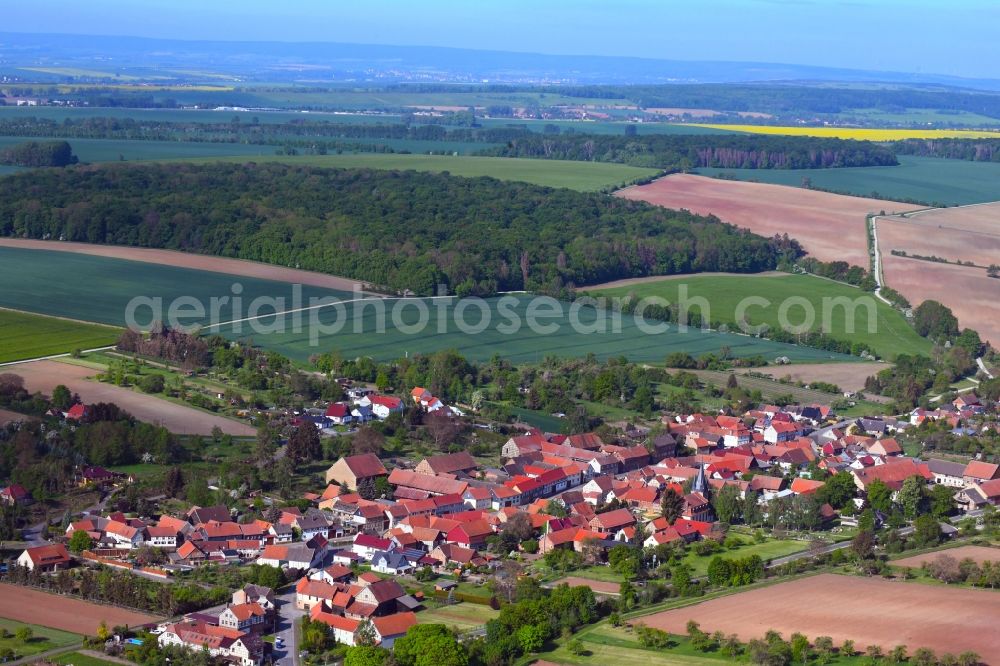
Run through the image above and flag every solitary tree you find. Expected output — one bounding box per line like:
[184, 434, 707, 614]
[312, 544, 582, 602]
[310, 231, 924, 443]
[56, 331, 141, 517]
[661, 487, 685, 525]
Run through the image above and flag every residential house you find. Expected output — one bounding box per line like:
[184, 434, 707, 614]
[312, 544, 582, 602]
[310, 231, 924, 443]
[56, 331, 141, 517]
[963, 461, 1000, 486]
[362, 395, 405, 419]
[158, 621, 262, 666]
[0, 484, 31, 506]
[372, 612, 418, 649]
[219, 603, 268, 633]
[927, 459, 967, 488]
[17, 544, 71, 572]
[588, 508, 635, 535]
[325, 403, 353, 426]
[232, 585, 276, 611]
[370, 550, 414, 575]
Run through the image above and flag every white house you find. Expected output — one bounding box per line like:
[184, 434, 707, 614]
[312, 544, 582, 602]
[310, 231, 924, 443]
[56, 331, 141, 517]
[370, 550, 413, 575]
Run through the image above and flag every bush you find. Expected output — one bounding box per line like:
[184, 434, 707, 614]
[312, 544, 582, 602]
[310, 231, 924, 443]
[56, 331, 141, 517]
[138, 374, 166, 394]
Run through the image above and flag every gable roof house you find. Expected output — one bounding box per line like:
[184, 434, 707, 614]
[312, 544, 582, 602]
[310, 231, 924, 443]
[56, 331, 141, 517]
[325, 454, 389, 490]
[370, 550, 414, 575]
[415, 451, 478, 477]
[17, 544, 71, 572]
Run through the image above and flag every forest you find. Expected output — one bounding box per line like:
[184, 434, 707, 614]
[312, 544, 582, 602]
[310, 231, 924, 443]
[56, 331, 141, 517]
[0, 163, 796, 295]
[0, 140, 78, 167]
[892, 137, 1000, 162]
[481, 133, 897, 169]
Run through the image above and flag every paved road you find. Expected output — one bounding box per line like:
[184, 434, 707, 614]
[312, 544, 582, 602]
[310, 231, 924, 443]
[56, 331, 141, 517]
[274, 587, 306, 666]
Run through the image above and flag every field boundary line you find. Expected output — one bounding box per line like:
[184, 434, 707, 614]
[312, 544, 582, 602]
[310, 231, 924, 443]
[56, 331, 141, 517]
[0, 345, 117, 369]
[0, 306, 123, 331]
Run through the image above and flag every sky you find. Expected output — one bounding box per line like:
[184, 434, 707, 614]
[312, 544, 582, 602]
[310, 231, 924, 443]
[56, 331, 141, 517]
[5, 0, 1000, 79]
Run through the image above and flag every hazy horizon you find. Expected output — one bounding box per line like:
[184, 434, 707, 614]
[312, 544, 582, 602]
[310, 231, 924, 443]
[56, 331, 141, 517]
[6, 0, 1000, 80]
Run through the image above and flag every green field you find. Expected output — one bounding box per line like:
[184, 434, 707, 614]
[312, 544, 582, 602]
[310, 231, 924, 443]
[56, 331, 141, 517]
[0, 247, 851, 366]
[696, 155, 1000, 206]
[0, 619, 80, 659]
[679, 539, 808, 577]
[0, 106, 401, 124]
[0, 136, 276, 163]
[0, 308, 121, 363]
[588, 273, 931, 360]
[166, 153, 660, 191]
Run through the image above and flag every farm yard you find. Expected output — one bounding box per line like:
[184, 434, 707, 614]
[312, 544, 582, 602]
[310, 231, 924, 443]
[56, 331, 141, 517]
[167, 153, 661, 191]
[634, 574, 1000, 659]
[697, 156, 1000, 206]
[616, 174, 920, 266]
[9, 359, 256, 436]
[0, 308, 120, 364]
[0, 583, 161, 635]
[587, 273, 931, 360]
[0, 246, 851, 365]
[893, 545, 1000, 569]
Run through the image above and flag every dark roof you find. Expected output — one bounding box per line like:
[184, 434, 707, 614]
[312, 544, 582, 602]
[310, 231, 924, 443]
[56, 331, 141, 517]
[188, 505, 232, 524]
[343, 453, 388, 478]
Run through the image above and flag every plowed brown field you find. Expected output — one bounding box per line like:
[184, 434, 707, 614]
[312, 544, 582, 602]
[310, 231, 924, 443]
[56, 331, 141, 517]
[0, 583, 161, 634]
[617, 174, 919, 266]
[636, 574, 1000, 660]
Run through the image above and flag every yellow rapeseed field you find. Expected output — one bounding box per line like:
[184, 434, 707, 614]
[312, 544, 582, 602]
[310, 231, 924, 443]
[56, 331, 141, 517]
[688, 124, 1000, 141]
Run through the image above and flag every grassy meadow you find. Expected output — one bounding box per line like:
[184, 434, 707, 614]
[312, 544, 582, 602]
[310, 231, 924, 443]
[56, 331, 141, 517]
[0, 619, 80, 659]
[0, 247, 849, 366]
[697, 155, 1000, 206]
[0, 309, 121, 363]
[587, 273, 931, 360]
[165, 153, 661, 191]
[0, 135, 276, 163]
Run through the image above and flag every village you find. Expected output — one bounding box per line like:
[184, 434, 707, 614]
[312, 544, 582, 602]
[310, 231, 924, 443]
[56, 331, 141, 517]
[4, 380, 1000, 666]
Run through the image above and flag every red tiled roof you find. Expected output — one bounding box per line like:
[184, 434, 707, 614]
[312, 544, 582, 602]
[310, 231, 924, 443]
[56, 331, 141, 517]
[343, 453, 389, 479]
[22, 543, 70, 566]
[373, 611, 417, 638]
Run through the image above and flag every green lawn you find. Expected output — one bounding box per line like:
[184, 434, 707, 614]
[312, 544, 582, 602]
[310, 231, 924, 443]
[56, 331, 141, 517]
[417, 602, 499, 631]
[0, 619, 80, 659]
[679, 539, 809, 577]
[588, 273, 931, 361]
[0, 308, 120, 363]
[167, 153, 660, 191]
[52, 651, 120, 666]
[696, 155, 1000, 206]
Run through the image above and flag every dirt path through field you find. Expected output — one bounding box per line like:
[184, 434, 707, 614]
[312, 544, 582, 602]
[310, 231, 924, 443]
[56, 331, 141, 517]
[0, 583, 161, 634]
[7, 359, 256, 436]
[0, 239, 370, 293]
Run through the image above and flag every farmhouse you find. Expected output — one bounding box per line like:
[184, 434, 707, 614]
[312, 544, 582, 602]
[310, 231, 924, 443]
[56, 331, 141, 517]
[325, 453, 389, 489]
[415, 451, 478, 477]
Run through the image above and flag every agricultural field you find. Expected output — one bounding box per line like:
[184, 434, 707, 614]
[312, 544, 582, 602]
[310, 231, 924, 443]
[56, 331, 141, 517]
[697, 156, 1000, 206]
[212, 293, 854, 365]
[0, 618, 80, 659]
[0, 246, 852, 366]
[617, 174, 920, 266]
[689, 124, 1000, 140]
[0, 135, 276, 164]
[876, 206, 1000, 345]
[635, 573, 1000, 658]
[733, 361, 889, 394]
[167, 153, 661, 191]
[838, 107, 1000, 128]
[893, 545, 1000, 569]
[0, 583, 161, 635]
[0, 308, 120, 363]
[10, 359, 256, 436]
[587, 273, 931, 360]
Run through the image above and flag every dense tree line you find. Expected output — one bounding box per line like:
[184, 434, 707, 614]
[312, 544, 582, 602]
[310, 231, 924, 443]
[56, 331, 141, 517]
[0, 140, 77, 167]
[0, 163, 793, 295]
[892, 138, 1000, 162]
[481, 133, 897, 169]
